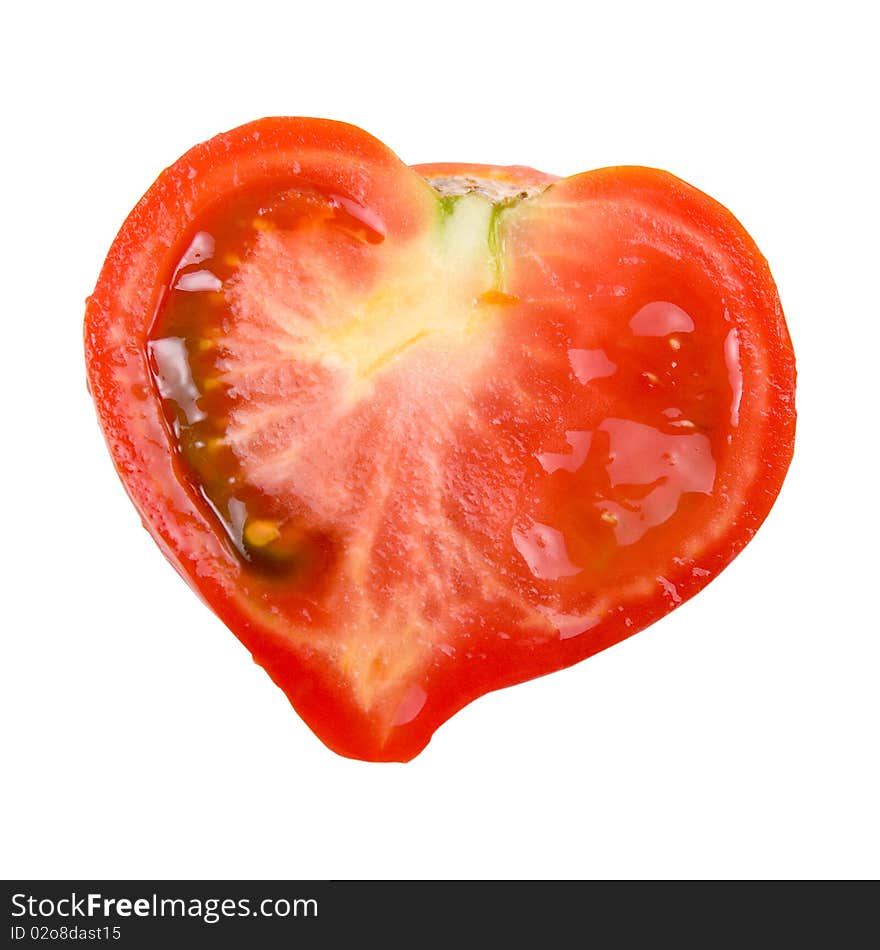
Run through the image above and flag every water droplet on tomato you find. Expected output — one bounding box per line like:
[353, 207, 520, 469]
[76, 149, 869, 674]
[725, 327, 743, 426]
[226, 497, 248, 552]
[597, 418, 716, 546]
[630, 300, 695, 336]
[175, 270, 223, 292]
[536, 430, 592, 474]
[539, 608, 600, 640]
[512, 520, 582, 580]
[148, 336, 206, 425]
[175, 230, 215, 271]
[391, 684, 427, 726]
[568, 348, 617, 384]
[329, 193, 386, 244]
[657, 575, 682, 604]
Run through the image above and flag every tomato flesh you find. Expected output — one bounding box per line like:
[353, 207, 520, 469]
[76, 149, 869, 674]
[85, 119, 795, 762]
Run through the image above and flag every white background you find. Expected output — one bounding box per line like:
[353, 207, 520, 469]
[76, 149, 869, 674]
[2, 0, 877, 880]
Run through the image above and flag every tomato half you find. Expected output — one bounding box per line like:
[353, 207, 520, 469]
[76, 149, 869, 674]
[84, 117, 796, 762]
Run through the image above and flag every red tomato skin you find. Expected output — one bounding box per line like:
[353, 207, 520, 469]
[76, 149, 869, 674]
[85, 117, 795, 762]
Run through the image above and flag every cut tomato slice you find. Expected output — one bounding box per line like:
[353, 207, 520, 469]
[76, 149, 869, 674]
[85, 118, 796, 761]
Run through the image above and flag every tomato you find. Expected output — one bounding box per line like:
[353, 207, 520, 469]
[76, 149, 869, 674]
[84, 117, 796, 762]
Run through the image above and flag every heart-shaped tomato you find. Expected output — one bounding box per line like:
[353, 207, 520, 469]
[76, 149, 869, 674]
[84, 117, 795, 762]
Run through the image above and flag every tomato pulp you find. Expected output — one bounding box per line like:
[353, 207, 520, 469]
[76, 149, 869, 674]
[85, 118, 796, 761]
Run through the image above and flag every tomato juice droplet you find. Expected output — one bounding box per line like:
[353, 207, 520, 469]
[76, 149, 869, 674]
[535, 430, 593, 475]
[568, 348, 617, 384]
[629, 300, 695, 336]
[724, 327, 743, 426]
[512, 520, 583, 580]
[148, 337, 205, 429]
